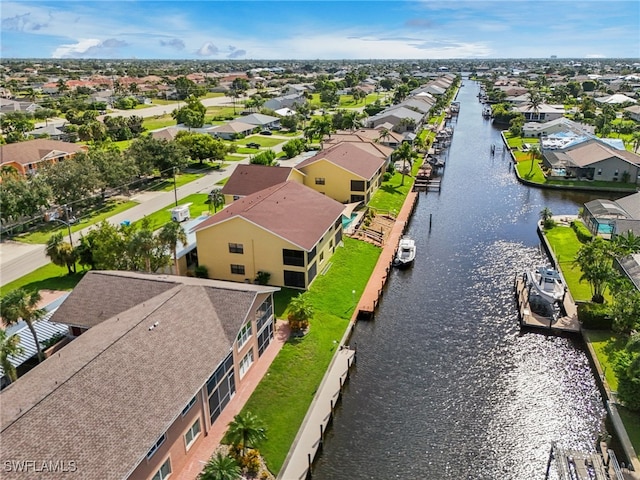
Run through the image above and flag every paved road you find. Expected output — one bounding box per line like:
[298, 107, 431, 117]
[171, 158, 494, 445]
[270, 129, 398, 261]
[0, 134, 303, 288]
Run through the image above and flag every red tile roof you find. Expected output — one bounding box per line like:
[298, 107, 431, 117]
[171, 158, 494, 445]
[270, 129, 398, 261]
[296, 142, 386, 180]
[221, 164, 295, 197]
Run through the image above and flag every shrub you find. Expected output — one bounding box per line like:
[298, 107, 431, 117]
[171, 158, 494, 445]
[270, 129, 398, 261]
[578, 302, 612, 330]
[255, 271, 271, 285]
[571, 220, 593, 243]
[194, 265, 209, 278]
[383, 172, 393, 181]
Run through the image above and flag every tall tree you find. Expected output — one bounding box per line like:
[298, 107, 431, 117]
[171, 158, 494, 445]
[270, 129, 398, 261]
[391, 141, 415, 186]
[46, 232, 76, 274]
[176, 132, 228, 165]
[158, 221, 187, 276]
[0, 289, 46, 363]
[208, 189, 225, 213]
[0, 329, 24, 384]
[574, 238, 615, 303]
[126, 136, 188, 177]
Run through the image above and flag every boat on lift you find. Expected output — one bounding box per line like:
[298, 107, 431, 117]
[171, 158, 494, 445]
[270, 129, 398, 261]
[393, 237, 416, 268]
[525, 266, 565, 304]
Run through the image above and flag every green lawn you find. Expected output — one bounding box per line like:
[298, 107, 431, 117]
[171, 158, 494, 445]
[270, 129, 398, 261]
[543, 224, 613, 303]
[224, 154, 245, 162]
[215, 177, 229, 186]
[338, 93, 381, 108]
[503, 133, 538, 149]
[241, 237, 381, 473]
[368, 171, 415, 214]
[134, 193, 210, 230]
[15, 200, 139, 245]
[515, 158, 547, 183]
[147, 172, 204, 192]
[151, 98, 179, 106]
[584, 330, 640, 453]
[143, 115, 176, 131]
[112, 139, 134, 151]
[206, 106, 238, 120]
[237, 136, 286, 148]
[235, 147, 263, 154]
[0, 263, 85, 296]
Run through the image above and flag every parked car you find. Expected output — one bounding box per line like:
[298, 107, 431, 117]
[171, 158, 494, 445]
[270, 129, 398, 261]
[246, 142, 261, 149]
[260, 130, 273, 136]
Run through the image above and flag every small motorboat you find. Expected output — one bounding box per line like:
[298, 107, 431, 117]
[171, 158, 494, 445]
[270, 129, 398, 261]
[525, 266, 565, 304]
[393, 237, 416, 268]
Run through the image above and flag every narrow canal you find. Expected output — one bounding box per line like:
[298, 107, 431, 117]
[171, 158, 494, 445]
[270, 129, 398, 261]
[313, 81, 611, 479]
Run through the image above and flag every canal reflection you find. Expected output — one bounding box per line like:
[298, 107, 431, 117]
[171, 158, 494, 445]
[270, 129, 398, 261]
[312, 81, 613, 479]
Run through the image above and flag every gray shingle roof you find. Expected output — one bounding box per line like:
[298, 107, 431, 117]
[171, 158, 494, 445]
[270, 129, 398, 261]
[0, 271, 277, 480]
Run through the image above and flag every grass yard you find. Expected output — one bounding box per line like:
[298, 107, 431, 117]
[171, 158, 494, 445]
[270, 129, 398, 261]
[368, 171, 415, 214]
[503, 133, 538, 149]
[215, 177, 229, 185]
[515, 158, 547, 183]
[0, 263, 85, 296]
[133, 193, 210, 230]
[224, 154, 245, 162]
[147, 172, 204, 192]
[206, 106, 238, 119]
[240, 237, 381, 473]
[143, 115, 176, 131]
[112, 139, 134, 151]
[584, 330, 640, 453]
[238, 136, 286, 148]
[15, 200, 138, 245]
[338, 93, 380, 108]
[543, 224, 613, 303]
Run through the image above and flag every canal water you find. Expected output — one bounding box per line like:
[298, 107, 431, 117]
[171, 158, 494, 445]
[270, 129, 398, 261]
[313, 81, 614, 479]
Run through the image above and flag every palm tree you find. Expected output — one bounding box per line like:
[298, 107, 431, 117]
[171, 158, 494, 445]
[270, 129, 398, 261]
[225, 412, 267, 457]
[613, 230, 640, 256]
[528, 144, 541, 176]
[392, 141, 414, 186]
[631, 131, 640, 154]
[539, 207, 553, 229]
[46, 232, 76, 274]
[158, 221, 187, 276]
[199, 452, 241, 480]
[0, 289, 45, 362]
[0, 329, 24, 384]
[208, 189, 225, 213]
[574, 238, 614, 303]
[287, 292, 314, 332]
[377, 128, 392, 145]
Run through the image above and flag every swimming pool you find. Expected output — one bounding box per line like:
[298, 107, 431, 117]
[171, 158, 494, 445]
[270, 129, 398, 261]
[597, 223, 614, 234]
[342, 213, 357, 229]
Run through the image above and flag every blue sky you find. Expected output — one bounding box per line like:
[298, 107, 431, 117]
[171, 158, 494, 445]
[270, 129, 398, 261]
[1, 1, 638, 59]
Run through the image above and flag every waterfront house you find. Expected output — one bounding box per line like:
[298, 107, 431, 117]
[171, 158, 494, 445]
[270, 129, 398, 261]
[295, 142, 387, 204]
[366, 106, 423, 132]
[1, 271, 280, 480]
[581, 192, 640, 238]
[523, 117, 594, 138]
[194, 181, 344, 289]
[541, 138, 640, 183]
[220, 164, 304, 204]
[240, 113, 281, 130]
[0, 139, 86, 176]
[515, 103, 565, 122]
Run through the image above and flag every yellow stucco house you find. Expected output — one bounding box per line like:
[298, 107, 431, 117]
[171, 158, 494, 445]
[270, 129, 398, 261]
[220, 164, 304, 205]
[193, 181, 345, 289]
[295, 142, 387, 203]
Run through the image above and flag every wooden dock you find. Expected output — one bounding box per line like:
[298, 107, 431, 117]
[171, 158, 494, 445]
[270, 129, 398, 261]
[545, 442, 625, 480]
[514, 275, 580, 333]
[355, 191, 419, 320]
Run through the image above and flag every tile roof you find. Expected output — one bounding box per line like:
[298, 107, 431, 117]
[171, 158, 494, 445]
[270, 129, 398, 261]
[0, 139, 86, 167]
[208, 121, 256, 134]
[0, 271, 277, 480]
[296, 142, 386, 179]
[221, 164, 295, 197]
[194, 181, 344, 251]
[565, 141, 640, 167]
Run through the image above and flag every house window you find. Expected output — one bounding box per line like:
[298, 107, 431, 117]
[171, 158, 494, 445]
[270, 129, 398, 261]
[307, 246, 317, 263]
[181, 396, 196, 416]
[255, 297, 273, 331]
[151, 458, 171, 480]
[283, 249, 304, 266]
[284, 270, 306, 288]
[597, 169, 602, 175]
[228, 243, 244, 254]
[350, 194, 365, 203]
[236, 321, 252, 349]
[146, 434, 166, 459]
[308, 262, 317, 285]
[184, 419, 201, 450]
[315, 177, 326, 185]
[334, 229, 342, 246]
[351, 180, 365, 192]
[233, 195, 240, 201]
[207, 353, 236, 424]
[231, 264, 245, 275]
[614, 169, 619, 176]
[239, 349, 254, 378]
[320, 252, 324, 263]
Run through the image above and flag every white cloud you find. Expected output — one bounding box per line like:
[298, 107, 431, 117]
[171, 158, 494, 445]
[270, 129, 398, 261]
[52, 38, 101, 58]
[196, 42, 219, 56]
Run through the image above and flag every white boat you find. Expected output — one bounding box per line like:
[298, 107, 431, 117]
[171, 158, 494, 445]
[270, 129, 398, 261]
[525, 266, 565, 304]
[394, 237, 416, 268]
